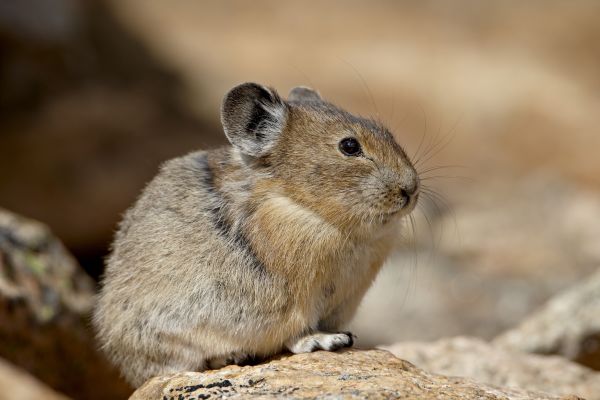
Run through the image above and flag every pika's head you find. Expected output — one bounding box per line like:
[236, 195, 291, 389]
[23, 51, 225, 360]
[221, 82, 419, 229]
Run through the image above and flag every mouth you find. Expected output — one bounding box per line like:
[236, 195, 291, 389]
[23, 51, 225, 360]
[405, 192, 419, 212]
[383, 193, 419, 219]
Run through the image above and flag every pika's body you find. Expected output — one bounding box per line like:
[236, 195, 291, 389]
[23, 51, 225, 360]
[94, 83, 419, 387]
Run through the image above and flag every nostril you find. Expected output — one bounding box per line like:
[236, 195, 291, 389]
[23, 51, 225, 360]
[400, 185, 417, 199]
[401, 180, 419, 197]
[399, 189, 414, 205]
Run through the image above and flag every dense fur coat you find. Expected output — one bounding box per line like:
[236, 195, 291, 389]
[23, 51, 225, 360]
[93, 83, 419, 387]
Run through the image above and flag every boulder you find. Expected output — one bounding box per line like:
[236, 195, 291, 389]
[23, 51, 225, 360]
[383, 336, 600, 399]
[0, 208, 132, 399]
[130, 349, 577, 400]
[495, 269, 600, 371]
[0, 357, 70, 400]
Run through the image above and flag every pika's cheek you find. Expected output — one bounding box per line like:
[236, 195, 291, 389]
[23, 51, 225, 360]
[356, 176, 388, 210]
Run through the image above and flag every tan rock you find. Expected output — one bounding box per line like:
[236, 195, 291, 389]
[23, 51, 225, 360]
[383, 336, 600, 399]
[0, 357, 69, 400]
[0, 208, 132, 399]
[130, 349, 570, 399]
[0, 207, 95, 320]
[495, 269, 600, 371]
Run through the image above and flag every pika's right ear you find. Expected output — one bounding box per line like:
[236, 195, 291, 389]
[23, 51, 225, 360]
[288, 86, 322, 103]
[221, 83, 288, 157]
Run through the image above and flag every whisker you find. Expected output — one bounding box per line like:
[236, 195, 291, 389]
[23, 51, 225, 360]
[416, 114, 462, 168]
[420, 175, 473, 182]
[420, 188, 458, 242]
[417, 201, 436, 250]
[417, 164, 467, 175]
[415, 114, 451, 169]
[411, 107, 429, 163]
[339, 57, 380, 119]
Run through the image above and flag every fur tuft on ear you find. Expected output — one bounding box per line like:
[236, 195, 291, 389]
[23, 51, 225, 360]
[221, 83, 288, 157]
[288, 86, 322, 103]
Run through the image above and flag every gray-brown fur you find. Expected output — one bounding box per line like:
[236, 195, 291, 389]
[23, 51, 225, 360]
[93, 83, 420, 387]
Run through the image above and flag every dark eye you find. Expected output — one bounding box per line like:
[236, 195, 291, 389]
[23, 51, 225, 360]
[339, 137, 362, 156]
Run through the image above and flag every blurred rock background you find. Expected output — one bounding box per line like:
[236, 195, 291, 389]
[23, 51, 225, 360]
[1, 0, 600, 398]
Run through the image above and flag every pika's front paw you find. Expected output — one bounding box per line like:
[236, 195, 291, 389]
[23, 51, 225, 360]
[326, 331, 355, 351]
[286, 331, 355, 354]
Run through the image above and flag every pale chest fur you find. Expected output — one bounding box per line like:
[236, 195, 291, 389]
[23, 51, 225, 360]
[247, 193, 400, 331]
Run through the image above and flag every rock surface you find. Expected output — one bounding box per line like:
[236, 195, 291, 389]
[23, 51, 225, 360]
[0, 357, 70, 400]
[130, 349, 574, 400]
[0, 207, 94, 320]
[383, 336, 600, 399]
[0, 208, 132, 399]
[495, 269, 600, 371]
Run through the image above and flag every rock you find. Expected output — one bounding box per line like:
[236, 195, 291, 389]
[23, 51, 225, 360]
[495, 269, 600, 371]
[0, 357, 70, 400]
[0, 208, 132, 399]
[130, 349, 574, 400]
[0, 207, 94, 320]
[383, 336, 600, 399]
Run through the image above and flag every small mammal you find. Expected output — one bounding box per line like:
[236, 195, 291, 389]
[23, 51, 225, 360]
[94, 83, 419, 387]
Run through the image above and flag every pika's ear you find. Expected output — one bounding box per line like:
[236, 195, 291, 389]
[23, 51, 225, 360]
[221, 82, 288, 157]
[288, 86, 322, 103]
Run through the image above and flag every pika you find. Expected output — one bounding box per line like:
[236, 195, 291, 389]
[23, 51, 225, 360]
[93, 83, 419, 387]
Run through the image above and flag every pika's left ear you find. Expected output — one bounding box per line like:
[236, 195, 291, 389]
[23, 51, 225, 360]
[288, 86, 322, 103]
[221, 82, 288, 157]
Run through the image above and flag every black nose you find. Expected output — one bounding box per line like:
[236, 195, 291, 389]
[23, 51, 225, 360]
[400, 182, 418, 198]
[400, 189, 414, 205]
